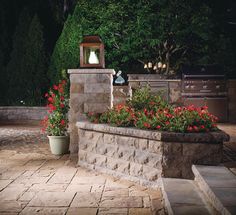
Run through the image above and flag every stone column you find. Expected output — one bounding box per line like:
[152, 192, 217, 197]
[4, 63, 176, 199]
[68, 69, 115, 154]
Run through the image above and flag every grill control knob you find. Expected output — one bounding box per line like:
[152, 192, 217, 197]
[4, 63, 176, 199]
[190, 85, 195, 89]
[185, 85, 189, 89]
[203, 85, 207, 89]
[216, 85, 220, 89]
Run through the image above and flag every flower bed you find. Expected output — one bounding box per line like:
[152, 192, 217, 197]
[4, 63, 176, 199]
[76, 121, 229, 188]
[87, 87, 218, 133]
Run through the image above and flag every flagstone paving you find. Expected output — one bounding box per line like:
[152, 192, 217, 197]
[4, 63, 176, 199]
[0, 123, 166, 215]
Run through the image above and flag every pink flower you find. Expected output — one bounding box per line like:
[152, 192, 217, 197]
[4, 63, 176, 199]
[53, 85, 58, 90]
[60, 120, 65, 125]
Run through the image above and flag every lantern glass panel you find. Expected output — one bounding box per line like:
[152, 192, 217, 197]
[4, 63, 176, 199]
[83, 47, 100, 65]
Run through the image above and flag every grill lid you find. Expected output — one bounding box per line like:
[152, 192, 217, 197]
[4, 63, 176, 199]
[182, 65, 225, 79]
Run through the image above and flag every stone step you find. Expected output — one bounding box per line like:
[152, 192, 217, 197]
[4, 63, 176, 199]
[161, 178, 215, 215]
[192, 165, 236, 215]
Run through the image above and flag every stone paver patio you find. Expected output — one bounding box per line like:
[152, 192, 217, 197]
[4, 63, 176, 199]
[0, 123, 165, 215]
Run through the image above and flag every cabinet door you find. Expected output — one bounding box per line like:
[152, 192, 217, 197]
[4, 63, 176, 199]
[183, 97, 228, 122]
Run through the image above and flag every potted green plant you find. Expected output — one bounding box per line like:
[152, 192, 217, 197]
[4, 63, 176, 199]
[41, 79, 69, 155]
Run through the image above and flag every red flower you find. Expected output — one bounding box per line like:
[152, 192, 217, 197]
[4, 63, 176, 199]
[193, 126, 199, 131]
[156, 125, 161, 129]
[45, 93, 49, 97]
[165, 121, 170, 125]
[143, 122, 150, 128]
[187, 126, 193, 132]
[60, 120, 65, 125]
[60, 96, 65, 101]
[53, 85, 58, 90]
[58, 86, 64, 93]
[201, 106, 208, 110]
[61, 80, 67, 85]
[60, 103, 65, 108]
[149, 101, 155, 105]
[48, 97, 54, 103]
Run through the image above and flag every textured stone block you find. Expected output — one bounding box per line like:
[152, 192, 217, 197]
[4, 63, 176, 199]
[86, 152, 97, 164]
[103, 134, 116, 145]
[162, 156, 183, 178]
[163, 142, 182, 156]
[107, 158, 118, 170]
[84, 74, 112, 84]
[148, 140, 163, 153]
[70, 83, 84, 94]
[130, 162, 143, 177]
[182, 142, 221, 157]
[134, 150, 149, 165]
[96, 143, 108, 155]
[146, 153, 162, 168]
[135, 138, 148, 150]
[84, 103, 110, 113]
[103, 144, 118, 157]
[70, 74, 86, 83]
[116, 136, 135, 148]
[142, 166, 159, 181]
[117, 160, 130, 174]
[94, 154, 107, 167]
[79, 150, 87, 162]
[84, 83, 111, 93]
[117, 146, 135, 161]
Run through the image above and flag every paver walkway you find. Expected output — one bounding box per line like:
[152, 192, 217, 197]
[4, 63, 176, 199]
[0, 123, 165, 215]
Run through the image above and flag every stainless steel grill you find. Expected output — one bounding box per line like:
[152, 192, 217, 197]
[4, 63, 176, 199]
[182, 65, 228, 122]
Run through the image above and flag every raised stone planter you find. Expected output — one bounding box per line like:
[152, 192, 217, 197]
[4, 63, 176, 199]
[76, 121, 229, 188]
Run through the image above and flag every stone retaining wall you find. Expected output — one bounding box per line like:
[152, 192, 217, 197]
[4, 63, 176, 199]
[76, 121, 229, 188]
[0, 106, 47, 122]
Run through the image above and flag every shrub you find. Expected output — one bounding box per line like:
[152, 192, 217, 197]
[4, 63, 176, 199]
[87, 88, 218, 133]
[128, 87, 169, 111]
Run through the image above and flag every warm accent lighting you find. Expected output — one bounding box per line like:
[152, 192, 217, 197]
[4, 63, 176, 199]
[80, 35, 105, 68]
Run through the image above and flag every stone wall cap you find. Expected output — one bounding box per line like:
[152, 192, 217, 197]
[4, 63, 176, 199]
[0, 106, 48, 110]
[128, 74, 181, 82]
[76, 121, 230, 143]
[68, 69, 115, 75]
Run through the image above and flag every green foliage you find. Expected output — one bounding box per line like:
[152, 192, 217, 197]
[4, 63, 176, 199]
[87, 88, 219, 133]
[6, 8, 33, 105]
[48, 15, 81, 84]
[128, 87, 169, 111]
[41, 79, 69, 136]
[7, 12, 48, 105]
[50, 0, 233, 78]
[23, 14, 48, 105]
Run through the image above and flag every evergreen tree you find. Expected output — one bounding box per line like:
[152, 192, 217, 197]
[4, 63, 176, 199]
[48, 14, 81, 84]
[22, 14, 48, 105]
[7, 10, 48, 105]
[6, 8, 32, 105]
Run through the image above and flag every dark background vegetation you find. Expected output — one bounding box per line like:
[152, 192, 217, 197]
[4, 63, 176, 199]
[0, 0, 236, 105]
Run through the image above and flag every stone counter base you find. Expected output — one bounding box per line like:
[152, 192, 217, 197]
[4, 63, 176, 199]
[77, 122, 229, 188]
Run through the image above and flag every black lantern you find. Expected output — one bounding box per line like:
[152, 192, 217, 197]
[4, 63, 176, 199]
[80, 35, 105, 68]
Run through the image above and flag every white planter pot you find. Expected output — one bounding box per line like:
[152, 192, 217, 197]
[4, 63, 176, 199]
[47, 136, 69, 155]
